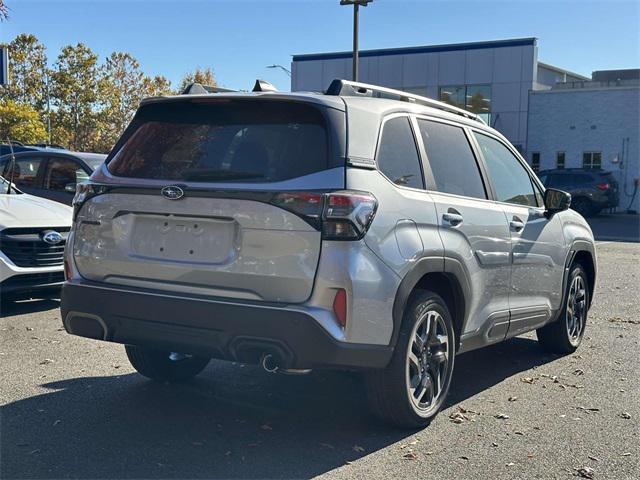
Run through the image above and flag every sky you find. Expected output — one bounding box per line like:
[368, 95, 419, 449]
[1, 0, 639, 91]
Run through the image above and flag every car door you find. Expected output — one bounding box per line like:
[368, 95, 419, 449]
[1, 155, 47, 197]
[472, 131, 566, 338]
[41, 156, 87, 205]
[415, 117, 513, 348]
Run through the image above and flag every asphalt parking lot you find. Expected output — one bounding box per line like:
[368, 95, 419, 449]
[1, 241, 638, 480]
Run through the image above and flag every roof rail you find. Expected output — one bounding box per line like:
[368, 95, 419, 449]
[181, 82, 238, 95]
[326, 79, 485, 124]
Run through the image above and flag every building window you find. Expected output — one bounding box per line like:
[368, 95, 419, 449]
[531, 152, 540, 172]
[556, 152, 565, 169]
[583, 152, 602, 169]
[439, 84, 491, 124]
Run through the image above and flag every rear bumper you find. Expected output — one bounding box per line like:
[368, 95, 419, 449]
[60, 281, 393, 370]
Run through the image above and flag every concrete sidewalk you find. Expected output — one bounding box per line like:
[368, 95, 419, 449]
[587, 213, 640, 242]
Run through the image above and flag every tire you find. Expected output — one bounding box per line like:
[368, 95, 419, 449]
[125, 345, 210, 382]
[571, 197, 594, 217]
[536, 264, 589, 354]
[365, 291, 456, 428]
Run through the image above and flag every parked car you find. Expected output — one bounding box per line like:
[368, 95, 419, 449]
[0, 175, 73, 300]
[537, 168, 619, 217]
[0, 150, 107, 205]
[61, 80, 596, 428]
[0, 143, 38, 157]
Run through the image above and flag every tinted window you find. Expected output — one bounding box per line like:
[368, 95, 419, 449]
[474, 133, 538, 207]
[418, 120, 486, 199]
[108, 101, 329, 183]
[44, 158, 86, 191]
[376, 117, 424, 189]
[2, 156, 44, 188]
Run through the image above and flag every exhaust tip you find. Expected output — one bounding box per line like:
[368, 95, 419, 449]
[65, 312, 107, 340]
[261, 353, 280, 373]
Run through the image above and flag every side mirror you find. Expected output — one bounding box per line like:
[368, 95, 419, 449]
[64, 182, 77, 193]
[544, 188, 571, 214]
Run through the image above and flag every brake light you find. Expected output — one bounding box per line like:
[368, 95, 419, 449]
[333, 288, 347, 328]
[270, 190, 378, 241]
[323, 191, 377, 240]
[72, 182, 110, 219]
[596, 183, 610, 191]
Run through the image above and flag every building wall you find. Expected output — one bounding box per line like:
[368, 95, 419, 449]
[527, 87, 640, 211]
[292, 41, 537, 150]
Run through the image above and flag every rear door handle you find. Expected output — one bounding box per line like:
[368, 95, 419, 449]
[443, 212, 464, 226]
[510, 218, 525, 232]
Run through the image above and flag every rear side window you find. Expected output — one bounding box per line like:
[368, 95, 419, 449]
[474, 132, 538, 207]
[376, 117, 424, 189]
[418, 119, 486, 199]
[107, 101, 330, 182]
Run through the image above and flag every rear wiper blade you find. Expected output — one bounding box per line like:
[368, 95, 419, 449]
[182, 169, 265, 181]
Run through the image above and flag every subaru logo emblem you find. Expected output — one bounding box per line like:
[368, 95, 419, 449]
[42, 230, 63, 245]
[161, 185, 184, 200]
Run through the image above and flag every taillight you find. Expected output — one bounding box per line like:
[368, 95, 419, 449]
[270, 190, 378, 241]
[596, 183, 610, 191]
[322, 191, 377, 240]
[72, 182, 110, 219]
[333, 288, 347, 328]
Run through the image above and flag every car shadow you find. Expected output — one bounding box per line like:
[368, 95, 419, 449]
[1, 337, 558, 479]
[0, 297, 60, 318]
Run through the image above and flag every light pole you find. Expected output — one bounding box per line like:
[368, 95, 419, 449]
[340, 0, 372, 82]
[266, 64, 291, 77]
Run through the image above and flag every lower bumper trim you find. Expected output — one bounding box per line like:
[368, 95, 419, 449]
[61, 281, 393, 370]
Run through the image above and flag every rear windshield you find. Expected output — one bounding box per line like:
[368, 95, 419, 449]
[107, 100, 329, 182]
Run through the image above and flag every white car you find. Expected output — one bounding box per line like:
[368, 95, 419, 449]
[0, 175, 72, 299]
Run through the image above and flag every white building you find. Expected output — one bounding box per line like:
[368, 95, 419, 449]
[291, 38, 587, 153]
[528, 70, 640, 211]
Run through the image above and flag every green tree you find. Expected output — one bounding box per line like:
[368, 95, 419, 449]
[96, 52, 146, 150]
[179, 67, 216, 92]
[0, 34, 48, 111]
[0, 99, 47, 144]
[50, 43, 101, 151]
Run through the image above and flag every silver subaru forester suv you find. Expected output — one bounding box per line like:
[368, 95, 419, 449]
[62, 79, 596, 428]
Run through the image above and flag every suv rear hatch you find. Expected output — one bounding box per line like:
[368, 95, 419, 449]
[72, 97, 346, 303]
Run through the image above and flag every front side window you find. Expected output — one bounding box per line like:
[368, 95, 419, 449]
[583, 152, 602, 169]
[108, 101, 329, 183]
[418, 119, 486, 199]
[376, 117, 424, 189]
[475, 133, 538, 207]
[44, 159, 85, 191]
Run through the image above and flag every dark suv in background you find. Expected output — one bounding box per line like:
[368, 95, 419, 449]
[537, 168, 619, 217]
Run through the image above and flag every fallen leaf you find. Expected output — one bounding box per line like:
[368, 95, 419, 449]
[403, 452, 418, 460]
[352, 445, 365, 453]
[495, 413, 510, 420]
[492, 442, 499, 447]
[459, 455, 469, 460]
[521, 377, 537, 384]
[620, 452, 632, 457]
[39, 359, 54, 365]
[573, 369, 585, 376]
[620, 412, 631, 419]
[508, 396, 518, 402]
[576, 466, 595, 479]
[26, 327, 33, 331]
[506, 462, 515, 467]
[588, 456, 600, 462]
[400, 440, 420, 449]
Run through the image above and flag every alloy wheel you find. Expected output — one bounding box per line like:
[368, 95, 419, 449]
[405, 309, 451, 412]
[566, 275, 587, 346]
